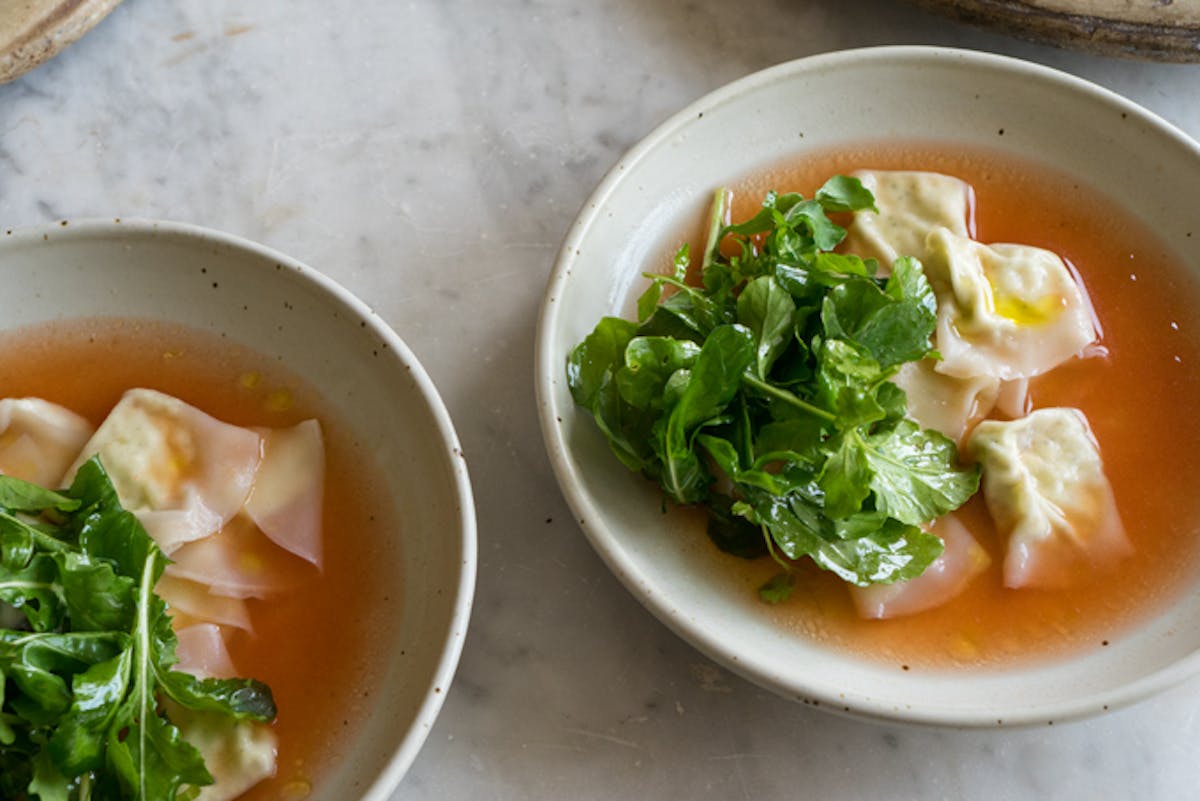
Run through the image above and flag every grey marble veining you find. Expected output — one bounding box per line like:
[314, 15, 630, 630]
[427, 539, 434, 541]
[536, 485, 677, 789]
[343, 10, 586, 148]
[2, 1, 1200, 799]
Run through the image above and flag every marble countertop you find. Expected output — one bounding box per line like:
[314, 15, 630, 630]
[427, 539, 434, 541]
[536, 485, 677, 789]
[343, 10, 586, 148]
[3, 2, 1199, 799]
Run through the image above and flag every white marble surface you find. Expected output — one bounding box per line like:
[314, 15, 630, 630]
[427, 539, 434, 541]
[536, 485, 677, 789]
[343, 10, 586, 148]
[3, 1, 1200, 799]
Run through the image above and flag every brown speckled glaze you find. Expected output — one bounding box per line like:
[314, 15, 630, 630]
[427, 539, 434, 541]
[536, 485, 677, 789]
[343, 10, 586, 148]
[912, 0, 1200, 62]
[0, 0, 124, 84]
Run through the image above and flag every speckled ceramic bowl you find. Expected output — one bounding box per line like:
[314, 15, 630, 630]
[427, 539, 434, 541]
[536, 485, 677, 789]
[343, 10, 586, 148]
[0, 219, 476, 796]
[536, 46, 1200, 726]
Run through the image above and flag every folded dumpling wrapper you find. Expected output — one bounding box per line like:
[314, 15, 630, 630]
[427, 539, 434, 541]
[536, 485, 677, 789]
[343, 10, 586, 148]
[67, 389, 263, 554]
[165, 512, 311, 599]
[923, 228, 1098, 381]
[993, 377, 1031, 419]
[0, 389, 307, 801]
[167, 700, 278, 801]
[843, 170, 973, 268]
[849, 513, 991, 620]
[68, 389, 327, 569]
[245, 419, 324, 566]
[968, 407, 1130, 588]
[0, 398, 94, 487]
[157, 574, 253, 632]
[174, 623, 239, 680]
[890, 359, 999, 445]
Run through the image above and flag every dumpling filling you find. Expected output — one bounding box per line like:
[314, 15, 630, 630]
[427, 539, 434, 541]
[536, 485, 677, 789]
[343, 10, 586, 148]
[968, 408, 1130, 588]
[842, 170, 973, 268]
[67, 388, 263, 553]
[922, 228, 1099, 381]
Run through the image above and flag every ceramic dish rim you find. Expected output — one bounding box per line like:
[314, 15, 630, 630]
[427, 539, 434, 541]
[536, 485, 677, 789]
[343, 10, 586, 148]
[535, 44, 1200, 727]
[0, 216, 479, 793]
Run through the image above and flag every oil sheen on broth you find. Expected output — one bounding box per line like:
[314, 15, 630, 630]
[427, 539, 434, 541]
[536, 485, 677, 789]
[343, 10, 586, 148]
[672, 143, 1200, 669]
[0, 318, 397, 799]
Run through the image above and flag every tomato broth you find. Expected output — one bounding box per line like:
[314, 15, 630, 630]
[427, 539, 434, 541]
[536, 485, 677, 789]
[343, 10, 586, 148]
[0, 318, 397, 798]
[671, 143, 1200, 669]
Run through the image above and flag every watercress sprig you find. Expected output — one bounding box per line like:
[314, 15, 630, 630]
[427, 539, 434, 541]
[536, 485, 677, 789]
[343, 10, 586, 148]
[0, 460, 275, 801]
[567, 177, 980, 600]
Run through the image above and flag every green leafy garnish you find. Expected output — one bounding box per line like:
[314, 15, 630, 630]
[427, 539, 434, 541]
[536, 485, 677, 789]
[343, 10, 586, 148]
[567, 177, 979, 601]
[0, 458, 276, 801]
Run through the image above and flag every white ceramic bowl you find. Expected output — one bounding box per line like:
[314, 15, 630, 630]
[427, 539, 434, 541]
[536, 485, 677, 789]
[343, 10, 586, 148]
[0, 219, 476, 796]
[536, 46, 1200, 726]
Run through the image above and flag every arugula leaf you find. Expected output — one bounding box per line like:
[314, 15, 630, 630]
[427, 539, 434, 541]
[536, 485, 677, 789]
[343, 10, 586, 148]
[782, 199, 846, 252]
[654, 283, 734, 339]
[636, 245, 690, 321]
[818, 433, 872, 520]
[821, 255, 937, 369]
[737, 276, 796, 380]
[47, 650, 130, 775]
[697, 434, 800, 497]
[567, 318, 663, 472]
[566, 316, 638, 408]
[705, 494, 768, 560]
[616, 337, 700, 410]
[812, 518, 942, 586]
[723, 190, 788, 237]
[654, 325, 756, 504]
[862, 420, 981, 526]
[591, 377, 659, 473]
[567, 179, 979, 596]
[0, 480, 80, 515]
[814, 174, 878, 213]
[736, 491, 943, 587]
[0, 555, 67, 632]
[875, 381, 909, 429]
[0, 461, 277, 800]
[885, 255, 939, 317]
[812, 251, 877, 279]
[29, 747, 70, 801]
[758, 571, 796, 604]
[814, 339, 887, 427]
[101, 551, 214, 800]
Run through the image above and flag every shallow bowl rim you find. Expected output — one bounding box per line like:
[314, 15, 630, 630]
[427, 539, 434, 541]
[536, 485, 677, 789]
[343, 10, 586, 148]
[0, 216, 479, 792]
[534, 44, 1200, 728]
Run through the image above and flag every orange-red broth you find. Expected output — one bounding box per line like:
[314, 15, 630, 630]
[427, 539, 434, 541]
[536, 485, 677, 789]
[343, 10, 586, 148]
[666, 144, 1200, 669]
[0, 319, 397, 799]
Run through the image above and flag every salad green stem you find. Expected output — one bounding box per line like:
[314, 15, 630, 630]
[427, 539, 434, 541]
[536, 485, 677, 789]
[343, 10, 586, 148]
[739, 373, 837, 423]
[566, 177, 979, 601]
[702, 187, 730, 274]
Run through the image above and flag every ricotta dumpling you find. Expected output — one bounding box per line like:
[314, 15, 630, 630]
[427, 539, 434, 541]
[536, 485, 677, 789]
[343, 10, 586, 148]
[968, 408, 1130, 588]
[890, 359, 999, 445]
[67, 388, 263, 553]
[168, 701, 279, 801]
[245, 419, 325, 566]
[849, 513, 991, 620]
[0, 398, 94, 487]
[923, 228, 1098, 380]
[843, 170, 973, 268]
